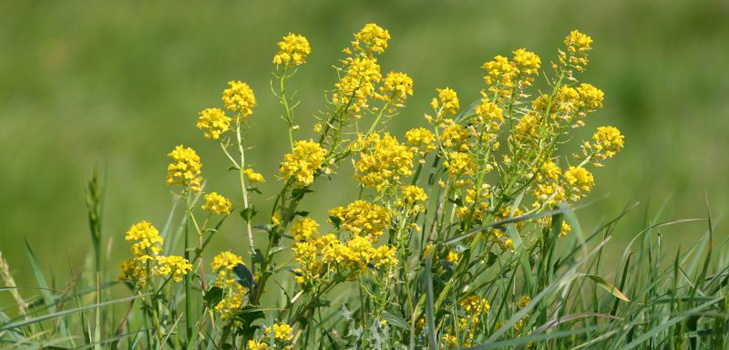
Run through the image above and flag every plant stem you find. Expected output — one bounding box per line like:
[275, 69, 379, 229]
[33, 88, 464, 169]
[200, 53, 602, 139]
[184, 189, 193, 344]
[236, 121, 256, 255]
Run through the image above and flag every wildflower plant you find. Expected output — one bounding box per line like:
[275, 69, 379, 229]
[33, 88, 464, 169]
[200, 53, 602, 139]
[2, 24, 727, 350]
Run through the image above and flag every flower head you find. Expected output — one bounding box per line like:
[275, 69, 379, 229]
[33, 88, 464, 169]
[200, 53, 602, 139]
[329, 200, 391, 239]
[125, 220, 163, 257]
[244, 168, 266, 184]
[377, 71, 414, 107]
[222, 81, 257, 119]
[585, 126, 624, 162]
[563, 166, 594, 201]
[430, 88, 460, 118]
[291, 217, 319, 242]
[273, 33, 311, 67]
[196, 108, 231, 140]
[353, 133, 414, 190]
[152, 255, 192, 283]
[166, 145, 203, 191]
[279, 140, 327, 187]
[333, 57, 382, 118]
[202, 192, 232, 215]
[351, 23, 390, 57]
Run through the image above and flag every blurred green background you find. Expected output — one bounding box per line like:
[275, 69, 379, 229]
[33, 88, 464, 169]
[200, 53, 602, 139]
[1, 0, 728, 297]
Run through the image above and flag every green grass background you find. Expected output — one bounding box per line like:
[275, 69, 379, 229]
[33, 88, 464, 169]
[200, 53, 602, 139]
[1, 0, 727, 298]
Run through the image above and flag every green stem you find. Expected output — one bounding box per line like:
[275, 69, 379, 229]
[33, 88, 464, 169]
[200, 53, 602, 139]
[236, 122, 255, 255]
[183, 189, 193, 345]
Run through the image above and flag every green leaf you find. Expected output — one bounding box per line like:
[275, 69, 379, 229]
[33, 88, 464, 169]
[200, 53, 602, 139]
[380, 311, 409, 330]
[240, 206, 258, 223]
[204, 287, 224, 307]
[586, 274, 630, 302]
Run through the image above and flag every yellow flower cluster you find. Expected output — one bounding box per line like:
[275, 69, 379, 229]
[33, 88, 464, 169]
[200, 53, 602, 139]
[474, 93, 504, 133]
[397, 185, 428, 215]
[482, 55, 516, 88]
[429, 87, 460, 119]
[196, 108, 231, 140]
[201, 192, 232, 215]
[211, 251, 246, 319]
[329, 200, 391, 238]
[585, 126, 625, 163]
[350, 23, 390, 57]
[533, 161, 566, 206]
[166, 145, 203, 191]
[561, 30, 593, 72]
[247, 340, 269, 350]
[576, 83, 605, 113]
[152, 255, 192, 283]
[512, 48, 541, 85]
[279, 139, 327, 187]
[440, 121, 471, 151]
[119, 221, 192, 287]
[273, 33, 311, 67]
[563, 166, 594, 201]
[353, 133, 415, 190]
[333, 56, 382, 118]
[445, 151, 475, 178]
[377, 71, 414, 108]
[405, 127, 436, 159]
[222, 80, 257, 119]
[265, 323, 294, 343]
[244, 168, 266, 184]
[291, 217, 319, 241]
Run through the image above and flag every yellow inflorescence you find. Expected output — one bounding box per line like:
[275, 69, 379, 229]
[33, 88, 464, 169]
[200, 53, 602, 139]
[351, 23, 390, 57]
[445, 151, 475, 178]
[512, 48, 541, 84]
[377, 71, 414, 108]
[125, 220, 163, 256]
[329, 200, 391, 238]
[430, 87, 460, 118]
[247, 340, 269, 350]
[405, 127, 436, 158]
[279, 139, 327, 188]
[560, 30, 593, 72]
[291, 217, 319, 241]
[196, 108, 231, 140]
[211, 251, 246, 320]
[243, 168, 266, 184]
[333, 56, 382, 118]
[166, 145, 203, 191]
[202, 192, 232, 215]
[586, 126, 625, 162]
[222, 80, 257, 119]
[152, 255, 192, 282]
[564, 166, 594, 201]
[266, 323, 294, 343]
[273, 33, 311, 67]
[353, 133, 415, 190]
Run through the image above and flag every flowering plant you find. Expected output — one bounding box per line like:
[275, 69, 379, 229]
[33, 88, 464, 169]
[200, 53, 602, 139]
[10, 23, 725, 350]
[118, 24, 626, 349]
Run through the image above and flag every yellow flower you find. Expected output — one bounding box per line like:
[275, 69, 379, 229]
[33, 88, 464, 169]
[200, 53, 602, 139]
[273, 33, 311, 67]
[353, 133, 414, 190]
[279, 140, 327, 187]
[560, 30, 593, 72]
[447, 251, 459, 264]
[247, 340, 269, 350]
[196, 108, 231, 140]
[266, 323, 294, 343]
[444, 151, 475, 178]
[166, 145, 203, 191]
[333, 56, 382, 118]
[586, 126, 624, 162]
[563, 166, 594, 201]
[474, 94, 504, 132]
[514, 113, 540, 143]
[244, 168, 266, 184]
[405, 128, 436, 157]
[519, 295, 531, 308]
[439, 121, 471, 151]
[202, 192, 232, 215]
[291, 217, 319, 241]
[377, 71, 414, 107]
[118, 258, 147, 285]
[212, 251, 244, 272]
[222, 80, 257, 119]
[351, 23, 390, 57]
[329, 200, 391, 239]
[125, 220, 163, 257]
[512, 48, 541, 85]
[430, 88, 460, 117]
[152, 255, 192, 282]
[460, 295, 491, 314]
[483, 55, 516, 89]
[576, 83, 604, 112]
